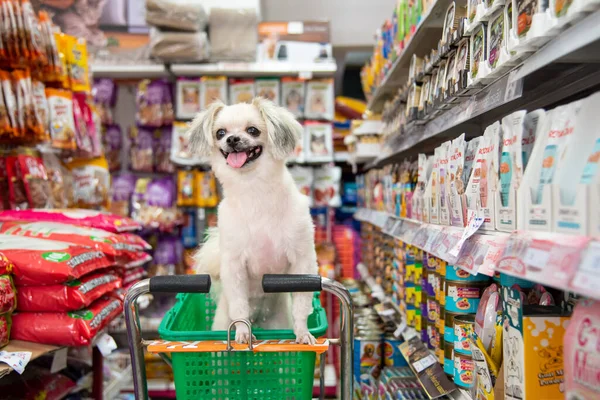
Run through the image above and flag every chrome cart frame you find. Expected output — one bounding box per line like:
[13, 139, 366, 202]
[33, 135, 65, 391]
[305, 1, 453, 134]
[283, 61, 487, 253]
[124, 274, 354, 399]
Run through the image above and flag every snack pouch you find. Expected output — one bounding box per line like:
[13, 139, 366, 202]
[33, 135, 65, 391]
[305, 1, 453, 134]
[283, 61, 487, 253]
[0, 312, 10, 348]
[463, 137, 482, 185]
[282, 77, 305, 118]
[177, 170, 196, 207]
[229, 78, 255, 104]
[31, 80, 49, 137]
[200, 76, 227, 108]
[0, 209, 141, 232]
[16, 151, 51, 209]
[21, 0, 44, 62]
[0, 75, 10, 135]
[72, 92, 92, 154]
[150, 236, 182, 276]
[499, 111, 526, 207]
[130, 126, 154, 172]
[0, 71, 17, 136]
[313, 166, 341, 207]
[522, 110, 543, 169]
[175, 77, 201, 119]
[40, 148, 71, 208]
[46, 88, 76, 150]
[110, 173, 136, 217]
[5, 152, 29, 210]
[11, 295, 123, 346]
[0, 234, 113, 285]
[66, 35, 90, 92]
[0, 274, 16, 314]
[92, 78, 116, 125]
[103, 124, 122, 171]
[289, 166, 314, 206]
[155, 125, 174, 173]
[136, 79, 164, 127]
[195, 171, 218, 207]
[67, 156, 110, 208]
[17, 271, 122, 312]
[255, 78, 280, 105]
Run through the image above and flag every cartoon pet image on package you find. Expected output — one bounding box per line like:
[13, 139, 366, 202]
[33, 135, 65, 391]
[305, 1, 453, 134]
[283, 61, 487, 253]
[538, 346, 563, 373]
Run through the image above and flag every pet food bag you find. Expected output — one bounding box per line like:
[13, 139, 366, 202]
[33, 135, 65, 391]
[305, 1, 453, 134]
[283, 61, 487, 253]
[45, 88, 77, 150]
[290, 166, 314, 206]
[155, 126, 175, 173]
[66, 156, 110, 209]
[200, 76, 227, 109]
[103, 124, 122, 171]
[305, 79, 334, 120]
[136, 79, 173, 127]
[121, 267, 145, 287]
[0, 275, 16, 315]
[255, 78, 280, 105]
[314, 166, 342, 207]
[282, 77, 305, 118]
[0, 234, 114, 285]
[40, 149, 73, 209]
[176, 78, 201, 119]
[110, 173, 136, 217]
[92, 78, 117, 125]
[149, 29, 210, 63]
[11, 295, 123, 346]
[17, 271, 122, 312]
[194, 171, 219, 207]
[0, 313, 10, 348]
[0, 209, 141, 233]
[229, 79, 255, 104]
[177, 170, 196, 207]
[130, 126, 155, 172]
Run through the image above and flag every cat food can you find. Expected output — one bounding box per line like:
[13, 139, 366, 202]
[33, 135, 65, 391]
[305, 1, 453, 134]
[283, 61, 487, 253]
[437, 306, 445, 332]
[445, 265, 492, 282]
[354, 335, 383, 380]
[383, 336, 407, 367]
[445, 280, 488, 313]
[445, 311, 465, 343]
[426, 295, 439, 323]
[453, 314, 475, 355]
[444, 340, 455, 377]
[426, 320, 439, 349]
[454, 352, 475, 388]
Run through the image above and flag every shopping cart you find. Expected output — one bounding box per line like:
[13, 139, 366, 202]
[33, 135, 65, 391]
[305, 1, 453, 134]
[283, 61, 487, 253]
[124, 274, 354, 399]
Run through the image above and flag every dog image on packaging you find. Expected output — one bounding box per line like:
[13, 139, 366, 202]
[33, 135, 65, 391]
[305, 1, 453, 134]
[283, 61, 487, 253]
[502, 286, 570, 400]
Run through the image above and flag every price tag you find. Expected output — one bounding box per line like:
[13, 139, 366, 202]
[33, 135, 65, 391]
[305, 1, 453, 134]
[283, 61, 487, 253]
[571, 242, 600, 293]
[413, 354, 437, 373]
[50, 347, 67, 373]
[523, 246, 551, 270]
[449, 210, 484, 257]
[298, 71, 313, 80]
[0, 351, 32, 374]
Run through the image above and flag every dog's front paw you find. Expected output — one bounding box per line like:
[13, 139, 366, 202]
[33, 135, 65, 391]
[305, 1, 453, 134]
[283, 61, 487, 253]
[235, 327, 256, 344]
[295, 330, 316, 345]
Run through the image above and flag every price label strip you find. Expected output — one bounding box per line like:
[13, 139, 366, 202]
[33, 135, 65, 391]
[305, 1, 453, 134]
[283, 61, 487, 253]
[571, 241, 600, 297]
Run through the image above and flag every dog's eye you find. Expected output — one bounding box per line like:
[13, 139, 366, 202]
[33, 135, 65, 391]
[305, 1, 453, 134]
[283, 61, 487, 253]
[246, 126, 260, 137]
[216, 129, 226, 140]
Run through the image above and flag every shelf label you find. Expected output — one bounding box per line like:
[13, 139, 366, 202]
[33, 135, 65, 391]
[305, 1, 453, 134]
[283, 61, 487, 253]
[0, 351, 32, 374]
[571, 242, 600, 294]
[449, 210, 484, 257]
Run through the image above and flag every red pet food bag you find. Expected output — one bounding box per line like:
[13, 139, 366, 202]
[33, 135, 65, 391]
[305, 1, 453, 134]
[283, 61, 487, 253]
[0, 275, 16, 314]
[0, 209, 142, 233]
[0, 234, 113, 285]
[0, 313, 10, 348]
[17, 271, 122, 312]
[11, 295, 123, 346]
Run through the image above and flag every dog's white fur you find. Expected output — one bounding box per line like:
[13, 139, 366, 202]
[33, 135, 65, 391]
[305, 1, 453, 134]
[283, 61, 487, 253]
[188, 98, 318, 345]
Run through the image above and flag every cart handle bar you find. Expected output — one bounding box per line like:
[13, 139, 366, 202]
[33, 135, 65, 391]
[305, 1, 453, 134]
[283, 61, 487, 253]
[149, 274, 211, 293]
[262, 274, 322, 293]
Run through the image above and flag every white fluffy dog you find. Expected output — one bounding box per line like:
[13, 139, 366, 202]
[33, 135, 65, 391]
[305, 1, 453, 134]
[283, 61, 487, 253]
[189, 97, 318, 345]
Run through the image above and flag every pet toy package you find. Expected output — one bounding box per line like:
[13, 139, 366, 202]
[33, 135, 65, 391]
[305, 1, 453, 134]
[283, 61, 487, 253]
[228, 79, 255, 105]
[304, 122, 333, 162]
[281, 77, 305, 118]
[502, 286, 570, 400]
[255, 78, 280, 105]
[200, 76, 227, 108]
[175, 77, 201, 119]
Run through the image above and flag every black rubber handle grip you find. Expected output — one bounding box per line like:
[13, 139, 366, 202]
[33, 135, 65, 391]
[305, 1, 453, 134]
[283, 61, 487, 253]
[262, 274, 322, 293]
[149, 275, 211, 293]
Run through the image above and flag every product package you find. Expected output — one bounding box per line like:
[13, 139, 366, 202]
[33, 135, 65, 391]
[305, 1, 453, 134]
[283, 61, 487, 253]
[136, 79, 173, 128]
[448, 134, 467, 227]
[92, 78, 117, 125]
[149, 236, 184, 277]
[304, 122, 333, 162]
[46, 88, 76, 150]
[129, 126, 154, 172]
[511, 0, 556, 52]
[170, 121, 207, 166]
[209, 8, 258, 62]
[437, 140, 452, 225]
[177, 170, 196, 207]
[132, 177, 180, 232]
[14, 151, 52, 209]
[110, 174, 136, 217]
[17, 271, 122, 312]
[289, 166, 314, 206]
[145, 0, 207, 32]
[122, 266, 145, 287]
[11, 295, 123, 346]
[200, 76, 227, 109]
[469, 23, 489, 85]
[175, 77, 201, 119]
[154, 126, 174, 173]
[103, 124, 122, 172]
[65, 36, 91, 92]
[313, 166, 341, 207]
[228, 79, 255, 104]
[0, 275, 16, 315]
[255, 78, 280, 105]
[305, 79, 334, 120]
[67, 157, 110, 209]
[195, 171, 219, 208]
[149, 29, 210, 63]
[281, 77, 305, 118]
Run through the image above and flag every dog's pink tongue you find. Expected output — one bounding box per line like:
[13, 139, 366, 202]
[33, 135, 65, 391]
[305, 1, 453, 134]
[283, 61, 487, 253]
[226, 152, 248, 168]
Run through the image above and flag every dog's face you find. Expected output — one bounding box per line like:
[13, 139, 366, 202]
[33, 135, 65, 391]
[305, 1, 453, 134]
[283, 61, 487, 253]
[187, 98, 302, 176]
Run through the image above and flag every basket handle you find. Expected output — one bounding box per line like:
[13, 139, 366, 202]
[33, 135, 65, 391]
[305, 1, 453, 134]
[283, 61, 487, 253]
[149, 274, 211, 293]
[262, 274, 322, 293]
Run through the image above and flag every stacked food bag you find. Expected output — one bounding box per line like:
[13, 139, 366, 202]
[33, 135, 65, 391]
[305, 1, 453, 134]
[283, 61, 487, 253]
[0, 209, 151, 346]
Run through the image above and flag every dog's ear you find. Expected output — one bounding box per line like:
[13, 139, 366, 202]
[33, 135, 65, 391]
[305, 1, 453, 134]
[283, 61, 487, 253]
[252, 97, 302, 160]
[188, 101, 225, 156]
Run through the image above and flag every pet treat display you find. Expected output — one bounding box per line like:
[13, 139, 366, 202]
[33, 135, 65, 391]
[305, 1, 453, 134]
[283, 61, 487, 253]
[255, 78, 280, 105]
[228, 79, 255, 105]
[17, 271, 122, 312]
[46, 88, 77, 150]
[136, 79, 173, 128]
[176, 78, 201, 119]
[200, 76, 227, 109]
[92, 78, 117, 125]
[67, 156, 110, 209]
[305, 79, 334, 121]
[281, 77, 305, 118]
[11, 295, 123, 346]
[103, 124, 122, 171]
[305, 122, 333, 160]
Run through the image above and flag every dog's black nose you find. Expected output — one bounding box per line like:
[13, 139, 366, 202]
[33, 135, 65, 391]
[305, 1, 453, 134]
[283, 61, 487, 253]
[227, 136, 240, 145]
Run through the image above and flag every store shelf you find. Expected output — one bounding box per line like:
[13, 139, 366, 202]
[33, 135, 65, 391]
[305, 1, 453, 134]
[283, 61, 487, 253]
[91, 63, 168, 79]
[367, 0, 453, 112]
[355, 208, 600, 300]
[104, 368, 132, 400]
[312, 364, 337, 398]
[0, 340, 61, 379]
[171, 61, 338, 78]
[514, 9, 600, 80]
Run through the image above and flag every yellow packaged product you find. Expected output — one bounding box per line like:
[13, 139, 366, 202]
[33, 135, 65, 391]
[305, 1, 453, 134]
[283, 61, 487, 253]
[65, 35, 90, 92]
[54, 32, 71, 89]
[177, 170, 196, 207]
[66, 156, 110, 208]
[195, 171, 218, 207]
[46, 88, 76, 149]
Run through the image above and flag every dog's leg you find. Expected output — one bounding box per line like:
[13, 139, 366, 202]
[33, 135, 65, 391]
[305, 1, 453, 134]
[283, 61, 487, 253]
[289, 244, 318, 345]
[211, 293, 230, 331]
[221, 254, 254, 344]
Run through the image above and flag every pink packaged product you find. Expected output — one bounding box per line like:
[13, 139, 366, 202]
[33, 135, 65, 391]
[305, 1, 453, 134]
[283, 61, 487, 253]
[71, 93, 93, 155]
[564, 298, 600, 399]
[0, 209, 142, 233]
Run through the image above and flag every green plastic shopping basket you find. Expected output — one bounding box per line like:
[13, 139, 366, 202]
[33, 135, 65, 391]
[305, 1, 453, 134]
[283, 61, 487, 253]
[157, 292, 328, 400]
